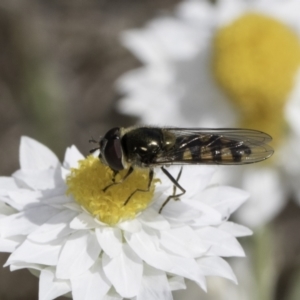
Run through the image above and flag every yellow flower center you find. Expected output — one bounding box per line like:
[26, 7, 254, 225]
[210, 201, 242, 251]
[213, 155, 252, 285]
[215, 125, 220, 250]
[213, 13, 300, 144]
[66, 156, 157, 225]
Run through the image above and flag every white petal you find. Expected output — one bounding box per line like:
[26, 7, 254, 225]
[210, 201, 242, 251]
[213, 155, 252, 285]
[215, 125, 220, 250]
[160, 226, 207, 258]
[285, 70, 300, 136]
[28, 267, 41, 277]
[71, 259, 111, 300]
[125, 229, 173, 271]
[0, 237, 20, 252]
[122, 16, 201, 65]
[56, 231, 101, 279]
[117, 92, 181, 125]
[70, 212, 99, 230]
[216, 0, 246, 26]
[218, 222, 252, 237]
[168, 256, 206, 291]
[40, 194, 72, 206]
[10, 262, 43, 271]
[168, 276, 186, 291]
[20, 136, 60, 170]
[1, 206, 61, 238]
[137, 264, 172, 300]
[237, 167, 286, 227]
[0, 201, 16, 216]
[102, 290, 123, 300]
[63, 145, 85, 170]
[138, 208, 170, 230]
[28, 209, 78, 243]
[197, 256, 237, 284]
[61, 167, 71, 181]
[121, 29, 164, 64]
[5, 239, 62, 266]
[164, 165, 217, 197]
[177, 0, 214, 25]
[158, 200, 201, 223]
[125, 229, 206, 290]
[102, 244, 143, 298]
[39, 267, 71, 300]
[13, 167, 63, 190]
[116, 66, 173, 95]
[0, 177, 19, 196]
[196, 227, 245, 257]
[148, 17, 201, 59]
[201, 186, 249, 216]
[183, 199, 223, 226]
[63, 202, 82, 212]
[95, 227, 122, 258]
[6, 189, 42, 210]
[117, 218, 141, 233]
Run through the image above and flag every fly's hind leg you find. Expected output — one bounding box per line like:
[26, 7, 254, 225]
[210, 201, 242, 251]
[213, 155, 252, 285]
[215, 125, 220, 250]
[159, 166, 185, 214]
[123, 169, 154, 206]
[103, 166, 134, 192]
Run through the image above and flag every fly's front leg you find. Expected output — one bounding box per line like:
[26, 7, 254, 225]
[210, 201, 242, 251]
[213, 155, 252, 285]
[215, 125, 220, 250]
[123, 169, 154, 206]
[89, 137, 100, 154]
[103, 166, 134, 192]
[159, 166, 185, 214]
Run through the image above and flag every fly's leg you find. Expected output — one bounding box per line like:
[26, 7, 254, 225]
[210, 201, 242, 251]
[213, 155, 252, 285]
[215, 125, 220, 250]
[170, 167, 183, 200]
[90, 147, 100, 154]
[103, 166, 134, 192]
[89, 137, 100, 153]
[159, 166, 185, 214]
[123, 169, 154, 206]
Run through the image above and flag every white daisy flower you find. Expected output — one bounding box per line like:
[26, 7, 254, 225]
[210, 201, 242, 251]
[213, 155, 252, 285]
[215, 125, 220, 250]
[116, 0, 300, 227]
[0, 136, 251, 299]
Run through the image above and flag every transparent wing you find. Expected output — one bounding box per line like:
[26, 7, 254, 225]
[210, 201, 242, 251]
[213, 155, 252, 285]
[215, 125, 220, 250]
[152, 128, 273, 166]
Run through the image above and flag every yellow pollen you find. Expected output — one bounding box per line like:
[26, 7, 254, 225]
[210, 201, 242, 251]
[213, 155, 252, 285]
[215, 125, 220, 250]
[213, 13, 300, 144]
[66, 156, 157, 225]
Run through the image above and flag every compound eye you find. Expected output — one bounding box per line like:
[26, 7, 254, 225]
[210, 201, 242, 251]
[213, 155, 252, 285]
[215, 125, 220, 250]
[102, 127, 124, 171]
[104, 127, 120, 140]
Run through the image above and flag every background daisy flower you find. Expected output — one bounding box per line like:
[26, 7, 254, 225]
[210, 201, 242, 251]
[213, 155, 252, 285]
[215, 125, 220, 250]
[0, 136, 251, 299]
[116, 0, 300, 228]
[115, 1, 300, 299]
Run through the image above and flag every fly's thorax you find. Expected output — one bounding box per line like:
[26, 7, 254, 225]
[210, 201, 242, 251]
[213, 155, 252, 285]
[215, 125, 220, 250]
[120, 127, 165, 167]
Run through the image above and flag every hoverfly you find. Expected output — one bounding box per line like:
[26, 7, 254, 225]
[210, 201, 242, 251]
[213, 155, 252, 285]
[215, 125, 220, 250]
[90, 126, 273, 212]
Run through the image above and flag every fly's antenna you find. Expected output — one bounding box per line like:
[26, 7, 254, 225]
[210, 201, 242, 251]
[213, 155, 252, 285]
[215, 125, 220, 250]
[89, 136, 99, 144]
[89, 136, 101, 154]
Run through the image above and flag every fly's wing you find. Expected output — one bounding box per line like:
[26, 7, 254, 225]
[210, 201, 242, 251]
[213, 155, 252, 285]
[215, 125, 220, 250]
[153, 128, 274, 166]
